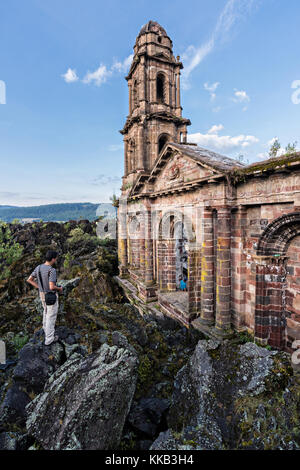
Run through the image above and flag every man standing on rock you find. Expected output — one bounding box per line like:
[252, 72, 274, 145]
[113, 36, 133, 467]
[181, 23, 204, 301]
[27, 250, 63, 346]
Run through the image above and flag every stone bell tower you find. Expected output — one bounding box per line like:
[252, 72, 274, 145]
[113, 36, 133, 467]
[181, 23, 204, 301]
[120, 20, 191, 188]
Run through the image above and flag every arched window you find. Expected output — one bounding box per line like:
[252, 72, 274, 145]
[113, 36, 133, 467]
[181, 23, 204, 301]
[128, 138, 136, 172]
[158, 133, 169, 155]
[156, 73, 165, 104]
[132, 80, 138, 109]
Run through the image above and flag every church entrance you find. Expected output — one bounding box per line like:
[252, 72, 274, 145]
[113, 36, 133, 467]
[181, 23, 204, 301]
[156, 211, 196, 326]
[174, 221, 188, 289]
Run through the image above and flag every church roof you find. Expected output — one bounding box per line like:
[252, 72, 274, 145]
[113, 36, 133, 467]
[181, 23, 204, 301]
[169, 143, 245, 172]
[129, 142, 244, 197]
[138, 20, 168, 37]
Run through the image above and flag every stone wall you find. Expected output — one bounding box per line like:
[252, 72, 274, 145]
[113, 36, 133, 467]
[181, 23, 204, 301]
[119, 166, 300, 350]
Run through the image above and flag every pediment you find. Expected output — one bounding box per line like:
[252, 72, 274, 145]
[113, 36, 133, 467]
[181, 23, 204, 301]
[152, 153, 219, 191]
[130, 143, 233, 197]
[130, 149, 223, 197]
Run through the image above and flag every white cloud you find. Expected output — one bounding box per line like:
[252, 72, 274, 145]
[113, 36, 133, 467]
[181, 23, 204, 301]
[265, 137, 286, 157]
[82, 64, 111, 86]
[112, 54, 133, 73]
[267, 137, 279, 147]
[204, 82, 220, 101]
[182, 42, 214, 89]
[208, 124, 224, 134]
[62, 68, 79, 83]
[68, 53, 133, 87]
[189, 126, 259, 154]
[181, 0, 257, 88]
[257, 152, 268, 160]
[233, 89, 250, 103]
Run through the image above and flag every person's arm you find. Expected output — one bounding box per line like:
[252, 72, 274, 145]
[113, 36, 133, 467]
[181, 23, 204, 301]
[26, 275, 39, 289]
[49, 281, 63, 293]
[49, 268, 62, 293]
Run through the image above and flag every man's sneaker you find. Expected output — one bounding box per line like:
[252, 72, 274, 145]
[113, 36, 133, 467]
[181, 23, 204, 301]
[45, 335, 59, 346]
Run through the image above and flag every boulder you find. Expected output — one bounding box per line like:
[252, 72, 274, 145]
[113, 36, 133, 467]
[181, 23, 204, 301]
[26, 343, 138, 450]
[13, 337, 65, 394]
[0, 327, 84, 427]
[127, 398, 170, 438]
[0, 431, 32, 450]
[0, 384, 31, 426]
[151, 340, 300, 450]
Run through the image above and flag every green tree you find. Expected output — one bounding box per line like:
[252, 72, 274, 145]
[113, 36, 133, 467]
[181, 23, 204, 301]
[67, 227, 99, 249]
[285, 141, 298, 155]
[269, 138, 281, 158]
[110, 194, 119, 207]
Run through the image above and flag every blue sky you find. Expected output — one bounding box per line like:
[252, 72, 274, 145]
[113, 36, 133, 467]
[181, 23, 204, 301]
[0, 0, 300, 205]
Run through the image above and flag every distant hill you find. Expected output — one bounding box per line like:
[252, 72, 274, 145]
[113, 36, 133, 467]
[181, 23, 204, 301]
[0, 202, 115, 223]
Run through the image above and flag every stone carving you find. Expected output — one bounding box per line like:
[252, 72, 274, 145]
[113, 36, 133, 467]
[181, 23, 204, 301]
[168, 162, 180, 180]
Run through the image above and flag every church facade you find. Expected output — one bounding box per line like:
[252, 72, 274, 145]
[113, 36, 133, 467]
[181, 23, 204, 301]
[117, 21, 300, 352]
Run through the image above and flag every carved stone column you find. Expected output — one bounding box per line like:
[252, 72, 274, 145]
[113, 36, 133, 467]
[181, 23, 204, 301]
[175, 70, 181, 116]
[144, 209, 154, 285]
[124, 139, 128, 176]
[198, 207, 215, 327]
[139, 212, 146, 281]
[214, 206, 233, 337]
[137, 124, 145, 171]
[128, 79, 132, 114]
[188, 245, 201, 317]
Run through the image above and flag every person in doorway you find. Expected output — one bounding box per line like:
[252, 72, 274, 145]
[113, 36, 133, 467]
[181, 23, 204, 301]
[179, 276, 187, 291]
[26, 250, 63, 346]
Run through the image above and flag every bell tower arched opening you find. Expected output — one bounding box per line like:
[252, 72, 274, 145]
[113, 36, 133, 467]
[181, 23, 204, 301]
[158, 133, 170, 155]
[157, 73, 165, 104]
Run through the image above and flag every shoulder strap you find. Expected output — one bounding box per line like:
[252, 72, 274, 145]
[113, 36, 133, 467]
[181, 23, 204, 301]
[38, 265, 45, 292]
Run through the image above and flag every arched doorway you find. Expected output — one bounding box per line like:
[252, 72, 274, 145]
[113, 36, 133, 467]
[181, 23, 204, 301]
[156, 211, 197, 326]
[174, 221, 188, 288]
[255, 212, 300, 350]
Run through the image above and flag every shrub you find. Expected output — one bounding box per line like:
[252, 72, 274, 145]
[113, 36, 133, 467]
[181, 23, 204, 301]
[67, 227, 98, 247]
[63, 252, 74, 270]
[12, 333, 29, 353]
[0, 222, 23, 280]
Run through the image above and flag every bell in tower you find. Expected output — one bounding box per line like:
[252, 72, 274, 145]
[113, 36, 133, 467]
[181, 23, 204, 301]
[120, 20, 191, 189]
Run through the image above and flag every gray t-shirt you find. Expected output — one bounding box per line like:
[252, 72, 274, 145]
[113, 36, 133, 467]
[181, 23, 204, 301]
[30, 264, 57, 293]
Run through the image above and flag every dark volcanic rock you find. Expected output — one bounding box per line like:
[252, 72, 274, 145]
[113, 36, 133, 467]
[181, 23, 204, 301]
[0, 384, 31, 425]
[0, 327, 84, 428]
[128, 397, 170, 438]
[26, 343, 138, 450]
[0, 431, 32, 450]
[13, 337, 65, 394]
[151, 340, 300, 450]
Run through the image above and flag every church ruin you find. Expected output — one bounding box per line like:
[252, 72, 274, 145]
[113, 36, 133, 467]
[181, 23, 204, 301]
[117, 20, 300, 352]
